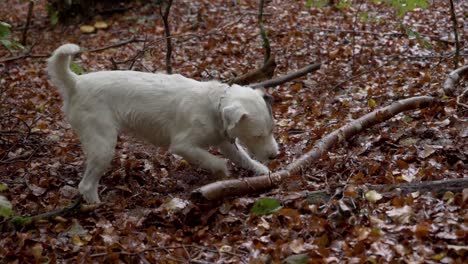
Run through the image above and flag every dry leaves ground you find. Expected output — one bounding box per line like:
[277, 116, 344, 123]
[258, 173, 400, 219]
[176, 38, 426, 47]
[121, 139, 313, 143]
[0, 0, 466, 263]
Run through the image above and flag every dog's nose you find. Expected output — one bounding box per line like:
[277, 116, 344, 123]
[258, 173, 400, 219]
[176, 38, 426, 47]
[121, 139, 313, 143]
[268, 154, 278, 160]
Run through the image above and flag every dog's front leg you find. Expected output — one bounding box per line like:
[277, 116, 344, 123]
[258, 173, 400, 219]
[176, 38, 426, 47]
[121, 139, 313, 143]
[219, 140, 269, 175]
[169, 144, 229, 177]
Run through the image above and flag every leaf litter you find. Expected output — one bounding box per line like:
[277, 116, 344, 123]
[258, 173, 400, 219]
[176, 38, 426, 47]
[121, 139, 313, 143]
[0, 0, 466, 262]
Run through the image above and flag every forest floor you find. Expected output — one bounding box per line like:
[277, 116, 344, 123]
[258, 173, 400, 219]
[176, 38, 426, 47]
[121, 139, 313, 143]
[0, 0, 466, 263]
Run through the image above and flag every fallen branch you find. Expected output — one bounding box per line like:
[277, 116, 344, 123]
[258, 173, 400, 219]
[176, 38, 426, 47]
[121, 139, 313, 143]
[7, 197, 82, 227]
[306, 27, 464, 44]
[191, 96, 436, 201]
[0, 51, 48, 63]
[6, 197, 103, 228]
[228, 55, 276, 85]
[442, 64, 468, 95]
[369, 177, 468, 194]
[305, 178, 468, 203]
[251, 62, 321, 88]
[27, 197, 82, 223]
[0, 13, 249, 63]
[0, 37, 146, 63]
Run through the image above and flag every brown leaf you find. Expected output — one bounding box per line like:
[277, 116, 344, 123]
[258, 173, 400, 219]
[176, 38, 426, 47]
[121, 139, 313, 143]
[386, 205, 413, 224]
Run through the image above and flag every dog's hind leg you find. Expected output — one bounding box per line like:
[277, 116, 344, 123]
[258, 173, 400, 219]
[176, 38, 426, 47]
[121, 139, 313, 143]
[75, 119, 117, 203]
[219, 140, 269, 175]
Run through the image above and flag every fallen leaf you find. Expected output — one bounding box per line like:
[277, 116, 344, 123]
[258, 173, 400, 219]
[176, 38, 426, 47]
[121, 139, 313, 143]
[94, 21, 108, 29]
[447, 245, 468, 252]
[30, 243, 43, 259]
[399, 137, 419, 146]
[219, 245, 232, 252]
[251, 197, 282, 216]
[0, 195, 12, 218]
[365, 190, 383, 203]
[442, 191, 455, 205]
[289, 238, 305, 254]
[80, 25, 95, 33]
[356, 226, 371, 241]
[418, 144, 438, 159]
[72, 234, 84, 246]
[283, 253, 309, 264]
[162, 197, 189, 212]
[0, 184, 7, 191]
[386, 205, 413, 224]
[368, 98, 377, 108]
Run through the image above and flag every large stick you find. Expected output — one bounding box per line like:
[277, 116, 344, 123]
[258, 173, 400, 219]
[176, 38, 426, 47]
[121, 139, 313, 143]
[191, 96, 436, 201]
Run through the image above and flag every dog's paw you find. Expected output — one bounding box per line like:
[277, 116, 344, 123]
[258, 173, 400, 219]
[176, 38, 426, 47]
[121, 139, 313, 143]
[213, 170, 230, 180]
[253, 164, 270, 175]
[78, 182, 101, 204]
[212, 161, 230, 180]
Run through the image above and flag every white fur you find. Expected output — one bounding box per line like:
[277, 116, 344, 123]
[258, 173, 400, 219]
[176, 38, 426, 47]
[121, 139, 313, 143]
[47, 44, 279, 203]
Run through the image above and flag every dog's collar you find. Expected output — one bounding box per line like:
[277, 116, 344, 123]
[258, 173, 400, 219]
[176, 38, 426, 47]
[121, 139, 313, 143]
[218, 86, 237, 147]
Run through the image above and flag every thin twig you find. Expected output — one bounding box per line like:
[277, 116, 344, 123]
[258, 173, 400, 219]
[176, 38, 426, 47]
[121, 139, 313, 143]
[331, 62, 389, 90]
[87, 37, 146, 52]
[90, 244, 246, 263]
[258, 0, 271, 64]
[306, 27, 463, 44]
[1, 13, 249, 63]
[109, 36, 149, 70]
[0, 51, 48, 63]
[28, 197, 82, 223]
[131, 34, 149, 70]
[456, 87, 468, 109]
[21, 0, 34, 46]
[350, 0, 364, 75]
[448, 0, 460, 68]
[157, 0, 173, 74]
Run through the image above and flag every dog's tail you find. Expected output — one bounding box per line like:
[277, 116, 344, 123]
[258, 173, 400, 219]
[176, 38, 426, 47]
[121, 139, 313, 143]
[47, 44, 81, 100]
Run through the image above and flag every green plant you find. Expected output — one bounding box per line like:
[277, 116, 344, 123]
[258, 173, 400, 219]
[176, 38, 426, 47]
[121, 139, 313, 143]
[250, 197, 282, 216]
[0, 21, 24, 50]
[388, 0, 428, 17]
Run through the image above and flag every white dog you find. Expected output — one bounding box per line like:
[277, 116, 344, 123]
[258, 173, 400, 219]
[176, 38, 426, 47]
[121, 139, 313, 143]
[47, 44, 279, 203]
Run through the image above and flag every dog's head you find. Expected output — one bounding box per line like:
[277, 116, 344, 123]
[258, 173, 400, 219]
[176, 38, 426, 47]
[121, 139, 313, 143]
[222, 86, 279, 162]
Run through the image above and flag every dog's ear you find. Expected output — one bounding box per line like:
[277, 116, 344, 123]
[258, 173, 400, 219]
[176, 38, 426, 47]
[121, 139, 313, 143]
[263, 93, 274, 105]
[222, 104, 247, 132]
[255, 87, 274, 105]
